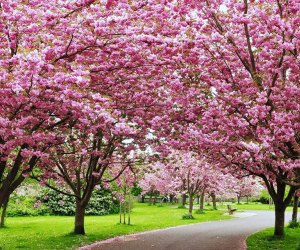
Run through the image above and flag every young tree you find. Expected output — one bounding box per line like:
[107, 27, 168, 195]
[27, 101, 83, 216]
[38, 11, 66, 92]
[113, 168, 137, 225]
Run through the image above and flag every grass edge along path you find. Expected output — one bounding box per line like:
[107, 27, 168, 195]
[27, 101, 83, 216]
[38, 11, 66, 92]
[247, 226, 300, 250]
[0, 203, 231, 250]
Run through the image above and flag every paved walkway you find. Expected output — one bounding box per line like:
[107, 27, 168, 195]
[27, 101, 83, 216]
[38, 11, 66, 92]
[80, 211, 291, 250]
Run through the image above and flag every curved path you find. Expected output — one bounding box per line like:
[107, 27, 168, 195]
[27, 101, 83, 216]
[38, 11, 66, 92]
[80, 211, 291, 250]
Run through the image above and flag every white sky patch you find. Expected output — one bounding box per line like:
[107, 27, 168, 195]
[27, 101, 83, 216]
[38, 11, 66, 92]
[219, 4, 228, 13]
[122, 138, 134, 144]
[210, 86, 218, 97]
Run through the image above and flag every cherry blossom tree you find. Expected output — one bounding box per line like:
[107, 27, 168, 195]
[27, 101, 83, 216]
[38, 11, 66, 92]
[160, 0, 300, 236]
[0, 1, 93, 224]
[34, 125, 139, 234]
[233, 177, 261, 204]
[114, 168, 138, 225]
[0, 0, 189, 229]
[142, 151, 232, 216]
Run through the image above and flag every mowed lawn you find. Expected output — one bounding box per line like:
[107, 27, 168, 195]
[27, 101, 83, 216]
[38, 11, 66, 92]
[0, 203, 230, 250]
[218, 202, 295, 212]
[242, 202, 298, 250]
[247, 227, 300, 250]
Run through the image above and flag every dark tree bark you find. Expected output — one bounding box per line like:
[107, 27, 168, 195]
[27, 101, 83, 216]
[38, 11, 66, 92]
[212, 193, 217, 210]
[141, 195, 145, 203]
[0, 198, 8, 228]
[182, 194, 187, 207]
[237, 195, 241, 204]
[262, 176, 296, 237]
[0, 147, 41, 212]
[74, 199, 86, 235]
[292, 194, 299, 223]
[188, 193, 194, 215]
[200, 191, 205, 211]
[274, 204, 285, 236]
[123, 201, 126, 224]
[196, 195, 200, 204]
[153, 194, 157, 205]
[119, 202, 122, 224]
[170, 194, 174, 203]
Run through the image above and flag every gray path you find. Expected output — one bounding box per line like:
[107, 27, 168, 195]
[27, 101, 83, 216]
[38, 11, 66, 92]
[81, 211, 291, 250]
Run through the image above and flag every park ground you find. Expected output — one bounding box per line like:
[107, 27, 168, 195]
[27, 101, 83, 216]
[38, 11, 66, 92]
[0, 202, 297, 250]
[247, 226, 300, 250]
[0, 202, 230, 249]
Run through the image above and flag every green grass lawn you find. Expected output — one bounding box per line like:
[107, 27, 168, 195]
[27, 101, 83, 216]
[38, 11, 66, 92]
[247, 227, 300, 250]
[217, 202, 295, 211]
[0, 203, 230, 250]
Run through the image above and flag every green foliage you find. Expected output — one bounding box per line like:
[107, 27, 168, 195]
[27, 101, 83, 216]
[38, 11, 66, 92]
[7, 195, 48, 217]
[177, 205, 186, 209]
[288, 220, 299, 228]
[7, 185, 48, 217]
[131, 183, 143, 196]
[258, 190, 270, 204]
[182, 214, 194, 220]
[42, 189, 119, 216]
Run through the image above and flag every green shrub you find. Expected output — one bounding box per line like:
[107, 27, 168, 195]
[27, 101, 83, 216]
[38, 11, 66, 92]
[41, 188, 119, 216]
[182, 214, 194, 219]
[177, 205, 186, 209]
[7, 187, 49, 217]
[288, 220, 300, 228]
[131, 183, 143, 196]
[259, 190, 270, 204]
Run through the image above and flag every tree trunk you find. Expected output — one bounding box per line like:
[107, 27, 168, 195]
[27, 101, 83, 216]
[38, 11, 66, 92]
[0, 191, 11, 217]
[212, 193, 217, 210]
[153, 194, 157, 205]
[141, 195, 145, 203]
[274, 204, 285, 237]
[196, 195, 200, 204]
[182, 194, 186, 207]
[119, 202, 122, 224]
[170, 194, 174, 203]
[128, 194, 131, 225]
[0, 199, 8, 228]
[237, 195, 240, 204]
[123, 201, 126, 224]
[188, 194, 194, 215]
[200, 192, 205, 211]
[74, 200, 86, 235]
[260, 175, 297, 237]
[292, 194, 299, 223]
[246, 196, 249, 204]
